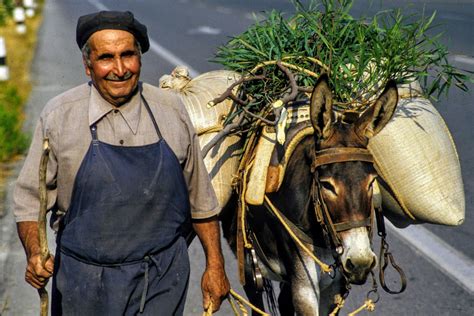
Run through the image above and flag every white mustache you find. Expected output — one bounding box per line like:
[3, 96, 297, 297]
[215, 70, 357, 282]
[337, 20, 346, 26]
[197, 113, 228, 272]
[106, 71, 133, 81]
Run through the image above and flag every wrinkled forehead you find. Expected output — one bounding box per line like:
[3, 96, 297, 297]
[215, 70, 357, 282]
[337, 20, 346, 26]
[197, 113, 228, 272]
[88, 29, 136, 48]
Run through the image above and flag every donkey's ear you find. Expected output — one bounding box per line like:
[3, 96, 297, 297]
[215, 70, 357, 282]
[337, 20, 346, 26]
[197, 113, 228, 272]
[356, 80, 398, 138]
[310, 74, 334, 137]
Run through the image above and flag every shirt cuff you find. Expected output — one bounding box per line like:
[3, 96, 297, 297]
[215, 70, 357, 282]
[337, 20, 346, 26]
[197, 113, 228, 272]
[190, 205, 221, 220]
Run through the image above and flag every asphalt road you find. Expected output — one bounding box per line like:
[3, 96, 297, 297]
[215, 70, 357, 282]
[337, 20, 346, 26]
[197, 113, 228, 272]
[0, 0, 472, 315]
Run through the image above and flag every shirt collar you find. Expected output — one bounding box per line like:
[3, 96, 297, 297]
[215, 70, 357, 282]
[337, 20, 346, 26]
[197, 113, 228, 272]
[88, 83, 142, 134]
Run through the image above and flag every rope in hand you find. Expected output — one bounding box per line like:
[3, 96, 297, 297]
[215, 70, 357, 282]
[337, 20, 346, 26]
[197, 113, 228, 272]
[348, 299, 376, 316]
[329, 296, 376, 316]
[202, 289, 269, 316]
[329, 294, 345, 316]
[38, 138, 51, 316]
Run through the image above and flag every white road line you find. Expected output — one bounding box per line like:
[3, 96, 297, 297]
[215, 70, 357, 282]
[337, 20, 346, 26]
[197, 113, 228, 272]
[88, 0, 107, 11]
[187, 26, 221, 35]
[387, 222, 474, 294]
[87, 0, 199, 77]
[452, 54, 474, 66]
[89, 0, 473, 295]
[147, 40, 199, 77]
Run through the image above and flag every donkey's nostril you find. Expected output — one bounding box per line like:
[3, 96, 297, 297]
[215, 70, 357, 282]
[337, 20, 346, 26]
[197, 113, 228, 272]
[346, 258, 355, 271]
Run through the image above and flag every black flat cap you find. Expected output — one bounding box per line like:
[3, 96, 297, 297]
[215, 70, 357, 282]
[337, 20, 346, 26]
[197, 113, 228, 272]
[76, 11, 149, 53]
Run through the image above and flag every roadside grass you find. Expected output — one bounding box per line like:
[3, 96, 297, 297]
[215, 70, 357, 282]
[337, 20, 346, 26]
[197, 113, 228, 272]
[0, 2, 43, 161]
[0, 2, 43, 216]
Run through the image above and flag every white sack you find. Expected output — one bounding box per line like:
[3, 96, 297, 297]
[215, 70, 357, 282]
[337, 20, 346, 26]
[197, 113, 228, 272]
[159, 68, 242, 209]
[369, 82, 465, 226]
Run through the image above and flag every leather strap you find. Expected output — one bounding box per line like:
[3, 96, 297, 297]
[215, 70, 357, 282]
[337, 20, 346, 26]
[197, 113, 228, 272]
[333, 217, 371, 232]
[312, 147, 373, 171]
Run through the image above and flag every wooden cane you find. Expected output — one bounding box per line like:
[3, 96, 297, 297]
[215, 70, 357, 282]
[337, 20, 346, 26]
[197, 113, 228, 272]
[38, 138, 50, 316]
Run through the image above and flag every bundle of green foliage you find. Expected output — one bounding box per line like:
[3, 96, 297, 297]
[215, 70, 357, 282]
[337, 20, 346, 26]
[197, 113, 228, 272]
[214, 0, 472, 121]
[0, 85, 29, 161]
[0, 0, 14, 26]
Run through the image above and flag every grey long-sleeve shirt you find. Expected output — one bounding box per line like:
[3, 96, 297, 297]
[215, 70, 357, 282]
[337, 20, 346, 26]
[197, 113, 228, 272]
[14, 82, 220, 226]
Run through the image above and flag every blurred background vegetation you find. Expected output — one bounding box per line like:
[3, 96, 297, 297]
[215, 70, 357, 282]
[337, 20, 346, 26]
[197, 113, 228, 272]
[0, 0, 43, 161]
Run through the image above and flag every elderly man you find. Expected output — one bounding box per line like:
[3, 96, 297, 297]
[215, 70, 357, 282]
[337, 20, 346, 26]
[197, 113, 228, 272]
[14, 11, 229, 315]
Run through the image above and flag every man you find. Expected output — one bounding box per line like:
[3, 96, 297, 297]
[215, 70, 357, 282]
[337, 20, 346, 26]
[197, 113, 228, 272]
[14, 11, 229, 315]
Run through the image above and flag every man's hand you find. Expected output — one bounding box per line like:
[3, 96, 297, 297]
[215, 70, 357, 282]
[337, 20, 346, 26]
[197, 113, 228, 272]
[17, 221, 54, 289]
[201, 264, 230, 312]
[25, 253, 54, 289]
[193, 216, 230, 312]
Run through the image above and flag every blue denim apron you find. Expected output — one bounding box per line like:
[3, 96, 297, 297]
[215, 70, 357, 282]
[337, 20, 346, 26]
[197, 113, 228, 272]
[52, 94, 192, 315]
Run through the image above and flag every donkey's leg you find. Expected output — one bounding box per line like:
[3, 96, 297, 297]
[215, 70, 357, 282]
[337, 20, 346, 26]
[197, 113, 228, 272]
[290, 252, 321, 316]
[278, 282, 295, 315]
[243, 283, 266, 316]
[319, 273, 346, 316]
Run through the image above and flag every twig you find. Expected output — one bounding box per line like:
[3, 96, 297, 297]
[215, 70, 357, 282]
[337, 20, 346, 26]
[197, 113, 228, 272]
[298, 86, 313, 93]
[251, 60, 320, 78]
[202, 114, 246, 158]
[277, 61, 299, 104]
[203, 62, 306, 157]
[240, 105, 276, 126]
[209, 75, 265, 107]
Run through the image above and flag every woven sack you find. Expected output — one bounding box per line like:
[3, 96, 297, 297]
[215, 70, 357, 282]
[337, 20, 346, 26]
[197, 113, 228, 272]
[368, 82, 465, 226]
[159, 67, 242, 209]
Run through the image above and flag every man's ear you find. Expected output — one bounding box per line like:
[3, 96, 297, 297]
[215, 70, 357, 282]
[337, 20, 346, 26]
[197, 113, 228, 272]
[83, 58, 91, 77]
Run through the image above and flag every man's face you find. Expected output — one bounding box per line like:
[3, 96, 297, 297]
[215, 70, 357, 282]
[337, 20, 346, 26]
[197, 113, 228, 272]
[85, 29, 141, 106]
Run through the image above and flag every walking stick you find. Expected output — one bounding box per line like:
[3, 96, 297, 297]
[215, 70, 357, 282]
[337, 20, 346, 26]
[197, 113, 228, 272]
[38, 138, 50, 316]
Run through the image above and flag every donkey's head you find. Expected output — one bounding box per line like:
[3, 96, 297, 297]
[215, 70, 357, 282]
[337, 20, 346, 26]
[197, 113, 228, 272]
[310, 74, 398, 284]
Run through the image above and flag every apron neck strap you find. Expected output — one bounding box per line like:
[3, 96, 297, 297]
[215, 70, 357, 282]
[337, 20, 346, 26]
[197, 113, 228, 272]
[140, 92, 163, 140]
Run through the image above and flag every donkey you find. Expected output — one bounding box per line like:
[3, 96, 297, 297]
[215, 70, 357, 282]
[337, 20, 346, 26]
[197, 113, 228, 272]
[220, 74, 398, 315]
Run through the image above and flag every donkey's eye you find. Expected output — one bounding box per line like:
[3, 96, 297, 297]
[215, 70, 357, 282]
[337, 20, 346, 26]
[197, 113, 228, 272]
[320, 180, 337, 195]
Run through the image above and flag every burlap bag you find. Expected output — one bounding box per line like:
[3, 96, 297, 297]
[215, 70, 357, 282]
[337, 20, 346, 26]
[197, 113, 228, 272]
[369, 82, 465, 226]
[159, 67, 242, 209]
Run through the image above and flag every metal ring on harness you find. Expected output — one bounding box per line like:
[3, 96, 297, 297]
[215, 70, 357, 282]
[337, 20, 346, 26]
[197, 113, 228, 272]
[375, 207, 407, 294]
[379, 239, 407, 294]
[245, 247, 264, 291]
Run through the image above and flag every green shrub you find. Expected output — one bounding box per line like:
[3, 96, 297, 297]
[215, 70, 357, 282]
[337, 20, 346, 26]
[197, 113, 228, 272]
[0, 0, 14, 26]
[0, 84, 29, 161]
[214, 0, 473, 118]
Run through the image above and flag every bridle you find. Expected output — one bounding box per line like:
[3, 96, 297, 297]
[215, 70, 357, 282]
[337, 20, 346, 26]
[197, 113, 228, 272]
[310, 147, 375, 252]
[309, 146, 406, 294]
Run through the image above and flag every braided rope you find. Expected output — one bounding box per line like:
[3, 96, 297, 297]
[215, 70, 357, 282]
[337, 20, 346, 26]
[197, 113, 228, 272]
[329, 294, 345, 316]
[348, 299, 376, 315]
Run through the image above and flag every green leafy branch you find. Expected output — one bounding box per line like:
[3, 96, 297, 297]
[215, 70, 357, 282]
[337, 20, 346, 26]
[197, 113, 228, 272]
[213, 0, 473, 124]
